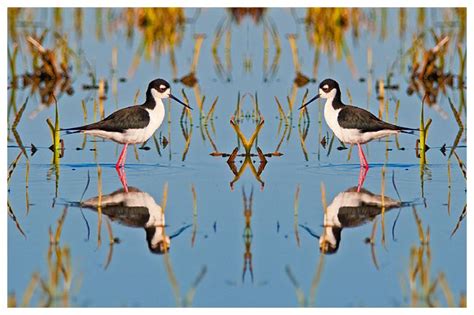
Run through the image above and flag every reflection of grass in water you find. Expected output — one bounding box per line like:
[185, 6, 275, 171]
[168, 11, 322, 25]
[293, 185, 301, 247]
[191, 184, 198, 247]
[403, 207, 466, 307]
[126, 8, 185, 76]
[160, 183, 207, 306]
[305, 8, 359, 78]
[46, 95, 62, 202]
[286, 183, 327, 306]
[9, 207, 79, 307]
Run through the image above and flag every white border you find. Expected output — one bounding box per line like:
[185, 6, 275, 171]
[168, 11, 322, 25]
[1, 1, 471, 314]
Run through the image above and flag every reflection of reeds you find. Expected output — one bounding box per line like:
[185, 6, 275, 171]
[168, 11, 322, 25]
[8, 200, 26, 238]
[305, 8, 359, 77]
[293, 185, 301, 247]
[287, 34, 310, 87]
[96, 166, 103, 248]
[126, 8, 185, 76]
[447, 97, 464, 159]
[404, 206, 465, 307]
[242, 187, 254, 283]
[10, 207, 77, 307]
[230, 117, 264, 155]
[417, 95, 432, 165]
[285, 265, 306, 306]
[380, 167, 386, 248]
[450, 204, 466, 239]
[46, 96, 61, 201]
[11, 97, 28, 158]
[407, 33, 455, 107]
[191, 184, 198, 247]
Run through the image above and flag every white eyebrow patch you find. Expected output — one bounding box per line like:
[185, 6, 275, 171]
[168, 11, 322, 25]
[323, 84, 329, 90]
[159, 85, 166, 90]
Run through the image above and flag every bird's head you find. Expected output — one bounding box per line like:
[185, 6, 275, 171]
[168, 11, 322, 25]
[318, 78, 340, 100]
[319, 226, 342, 255]
[148, 78, 192, 110]
[146, 227, 171, 255]
[299, 78, 340, 110]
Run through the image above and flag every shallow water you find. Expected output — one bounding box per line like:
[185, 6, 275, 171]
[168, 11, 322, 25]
[7, 8, 466, 307]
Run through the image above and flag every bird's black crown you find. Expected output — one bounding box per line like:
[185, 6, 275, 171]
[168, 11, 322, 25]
[319, 78, 340, 93]
[148, 78, 171, 93]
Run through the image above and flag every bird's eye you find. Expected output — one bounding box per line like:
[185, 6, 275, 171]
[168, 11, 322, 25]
[159, 85, 167, 92]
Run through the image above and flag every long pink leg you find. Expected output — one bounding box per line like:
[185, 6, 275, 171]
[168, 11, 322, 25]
[115, 144, 128, 169]
[116, 167, 129, 193]
[357, 143, 369, 169]
[120, 144, 128, 168]
[357, 166, 369, 192]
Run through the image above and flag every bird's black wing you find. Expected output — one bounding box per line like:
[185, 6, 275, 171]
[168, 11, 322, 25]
[337, 106, 412, 133]
[81, 203, 150, 228]
[63, 106, 150, 133]
[338, 202, 401, 228]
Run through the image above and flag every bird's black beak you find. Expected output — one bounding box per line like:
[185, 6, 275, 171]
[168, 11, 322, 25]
[170, 94, 193, 110]
[299, 94, 320, 110]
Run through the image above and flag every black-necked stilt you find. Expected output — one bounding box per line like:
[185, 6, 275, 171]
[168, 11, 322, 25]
[76, 186, 190, 254]
[300, 78, 417, 169]
[62, 78, 192, 169]
[302, 186, 408, 254]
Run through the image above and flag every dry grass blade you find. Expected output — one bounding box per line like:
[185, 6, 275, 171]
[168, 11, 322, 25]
[11, 98, 29, 157]
[447, 98, 464, 159]
[12, 97, 28, 129]
[285, 265, 306, 306]
[104, 217, 115, 270]
[380, 167, 386, 248]
[163, 253, 181, 306]
[53, 207, 68, 244]
[452, 150, 466, 180]
[438, 272, 455, 307]
[205, 96, 218, 123]
[412, 207, 425, 244]
[183, 266, 207, 307]
[309, 254, 325, 306]
[162, 182, 169, 213]
[448, 97, 464, 130]
[191, 184, 198, 247]
[12, 128, 28, 159]
[8, 200, 26, 238]
[21, 272, 40, 307]
[274, 96, 288, 126]
[450, 204, 466, 238]
[96, 166, 103, 248]
[293, 185, 301, 247]
[133, 89, 140, 104]
[8, 151, 23, 184]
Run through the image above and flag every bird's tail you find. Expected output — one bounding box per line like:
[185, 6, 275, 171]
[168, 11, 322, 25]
[60, 127, 84, 134]
[399, 127, 420, 135]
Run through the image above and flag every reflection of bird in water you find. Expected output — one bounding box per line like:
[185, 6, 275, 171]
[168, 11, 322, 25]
[301, 186, 410, 255]
[75, 187, 190, 254]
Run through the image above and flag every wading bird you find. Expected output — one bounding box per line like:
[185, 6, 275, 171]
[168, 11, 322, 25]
[300, 78, 417, 191]
[63, 78, 192, 169]
[300, 78, 417, 169]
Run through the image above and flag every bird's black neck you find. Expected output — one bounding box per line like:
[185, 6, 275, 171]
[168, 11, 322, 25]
[143, 89, 157, 109]
[331, 89, 345, 110]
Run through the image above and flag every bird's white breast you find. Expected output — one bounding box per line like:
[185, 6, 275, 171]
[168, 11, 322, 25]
[324, 99, 344, 141]
[123, 100, 165, 144]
